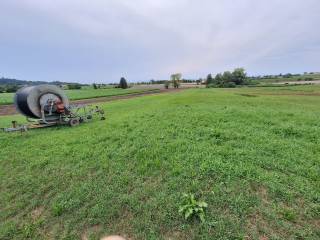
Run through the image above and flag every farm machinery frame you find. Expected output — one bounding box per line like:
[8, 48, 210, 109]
[2, 85, 105, 132]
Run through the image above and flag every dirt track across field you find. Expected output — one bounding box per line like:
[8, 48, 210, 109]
[0, 88, 184, 116]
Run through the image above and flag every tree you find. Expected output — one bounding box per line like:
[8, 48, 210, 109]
[283, 73, 292, 78]
[173, 81, 180, 88]
[170, 73, 182, 81]
[119, 77, 128, 89]
[222, 71, 233, 83]
[206, 74, 214, 86]
[232, 68, 247, 85]
[67, 84, 82, 90]
[164, 81, 170, 89]
[93, 83, 98, 89]
[170, 73, 182, 88]
[5, 84, 20, 93]
[214, 73, 223, 85]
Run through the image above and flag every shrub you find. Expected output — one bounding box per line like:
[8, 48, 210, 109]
[305, 77, 314, 81]
[206, 82, 236, 88]
[206, 83, 219, 88]
[222, 82, 236, 88]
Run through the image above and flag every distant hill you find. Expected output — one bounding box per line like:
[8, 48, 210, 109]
[0, 77, 80, 86]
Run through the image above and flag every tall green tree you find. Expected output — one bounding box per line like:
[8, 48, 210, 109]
[214, 74, 223, 85]
[171, 73, 182, 88]
[206, 74, 214, 85]
[119, 77, 128, 89]
[222, 71, 233, 83]
[232, 68, 247, 85]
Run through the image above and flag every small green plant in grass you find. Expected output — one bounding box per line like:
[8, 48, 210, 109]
[22, 223, 35, 238]
[281, 208, 297, 222]
[179, 193, 208, 223]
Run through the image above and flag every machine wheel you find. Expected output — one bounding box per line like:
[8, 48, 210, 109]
[69, 118, 80, 127]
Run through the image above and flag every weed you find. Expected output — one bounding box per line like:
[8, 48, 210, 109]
[51, 202, 65, 217]
[22, 223, 36, 238]
[179, 193, 208, 223]
[280, 208, 296, 222]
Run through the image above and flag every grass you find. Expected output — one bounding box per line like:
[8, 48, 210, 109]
[255, 73, 320, 84]
[227, 84, 320, 96]
[0, 92, 14, 105]
[0, 87, 159, 105]
[0, 86, 319, 239]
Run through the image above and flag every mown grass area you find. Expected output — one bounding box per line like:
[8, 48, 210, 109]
[0, 87, 319, 239]
[0, 88, 159, 105]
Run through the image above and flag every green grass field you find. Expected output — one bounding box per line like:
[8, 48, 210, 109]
[0, 86, 319, 239]
[0, 88, 159, 105]
[254, 73, 320, 84]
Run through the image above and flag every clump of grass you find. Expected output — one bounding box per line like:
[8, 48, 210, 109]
[280, 208, 297, 222]
[179, 193, 208, 223]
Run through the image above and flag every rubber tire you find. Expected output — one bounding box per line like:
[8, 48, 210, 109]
[69, 118, 80, 127]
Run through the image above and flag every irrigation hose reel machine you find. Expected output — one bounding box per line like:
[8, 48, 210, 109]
[3, 84, 105, 132]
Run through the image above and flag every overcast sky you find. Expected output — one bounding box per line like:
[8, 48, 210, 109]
[1, 0, 319, 83]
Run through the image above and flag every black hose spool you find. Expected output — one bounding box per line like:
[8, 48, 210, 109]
[14, 85, 69, 119]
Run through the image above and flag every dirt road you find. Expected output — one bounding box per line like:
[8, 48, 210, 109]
[0, 88, 184, 116]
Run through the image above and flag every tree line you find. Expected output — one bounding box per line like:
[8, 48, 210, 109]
[90, 68, 247, 90]
[130, 68, 248, 88]
[1, 70, 318, 93]
[0, 84, 20, 93]
[205, 68, 247, 88]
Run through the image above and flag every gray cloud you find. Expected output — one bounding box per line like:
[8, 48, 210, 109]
[0, 0, 319, 83]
